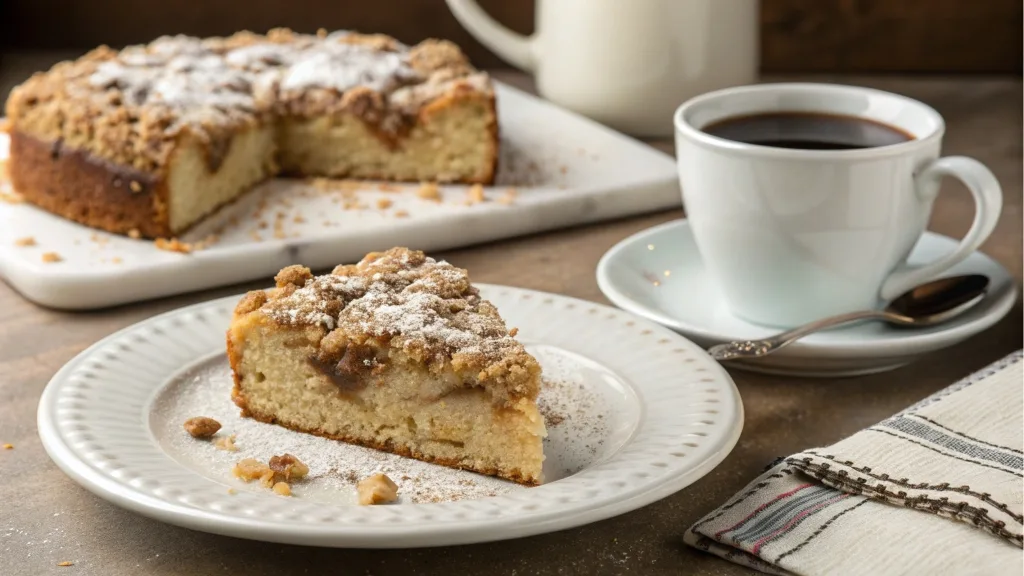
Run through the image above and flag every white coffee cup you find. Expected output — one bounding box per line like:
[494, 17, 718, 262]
[674, 83, 1003, 328]
[445, 0, 759, 137]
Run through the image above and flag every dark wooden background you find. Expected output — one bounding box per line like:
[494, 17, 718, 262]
[0, 0, 1019, 73]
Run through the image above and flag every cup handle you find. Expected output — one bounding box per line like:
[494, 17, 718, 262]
[445, 0, 536, 72]
[880, 156, 1003, 301]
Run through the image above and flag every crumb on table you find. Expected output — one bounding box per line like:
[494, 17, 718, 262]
[14, 236, 35, 247]
[2, 443, 13, 450]
[376, 197, 393, 210]
[357, 473, 399, 505]
[41, 252, 62, 263]
[57, 561, 74, 567]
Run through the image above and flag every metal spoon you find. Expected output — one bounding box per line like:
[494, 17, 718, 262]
[707, 274, 989, 361]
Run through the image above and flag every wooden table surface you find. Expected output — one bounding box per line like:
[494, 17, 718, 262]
[1, 64, 1021, 575]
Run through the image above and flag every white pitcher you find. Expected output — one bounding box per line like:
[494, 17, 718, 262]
[446, 0, 760, 137]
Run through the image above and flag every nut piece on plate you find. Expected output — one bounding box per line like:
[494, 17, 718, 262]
[357, 473, 399, 505]
[269, 453, 309, 481]
[232, 458, 274, 487]
[214, 434, 238, 451]
[183, 416, 222, 438]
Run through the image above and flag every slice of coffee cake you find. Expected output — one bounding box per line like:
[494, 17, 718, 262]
[226, 248, 545, 484]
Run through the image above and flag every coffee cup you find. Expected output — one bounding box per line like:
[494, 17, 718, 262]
[445, 0, 759, 137]
[673, 83, 1003, 328]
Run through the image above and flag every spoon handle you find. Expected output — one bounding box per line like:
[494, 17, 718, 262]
[707, 310, 891, 361]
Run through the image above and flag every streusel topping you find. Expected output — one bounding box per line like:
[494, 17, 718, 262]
[252, 248, 540, 403]
[6, 29, 491, 173]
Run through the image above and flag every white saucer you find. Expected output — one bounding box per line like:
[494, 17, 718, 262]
[596, 220, 1018, 377]
[37, 285, 742, 547]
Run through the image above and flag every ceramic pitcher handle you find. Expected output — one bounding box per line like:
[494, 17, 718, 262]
[880, 156, 1003, 301]
[445, 0, 535, 71]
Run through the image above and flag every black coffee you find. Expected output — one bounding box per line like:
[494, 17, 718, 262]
[701, 112, 913, 150]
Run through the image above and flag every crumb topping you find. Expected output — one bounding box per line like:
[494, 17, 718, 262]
[6, 29, 492, 173]
[245, 247, 540, 403]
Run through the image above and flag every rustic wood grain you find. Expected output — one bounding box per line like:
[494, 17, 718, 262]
[0, 0, 1020, 73]
[0, 68, 1020, 575]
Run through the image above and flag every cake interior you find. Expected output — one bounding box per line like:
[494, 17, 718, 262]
[230, 318, 546, 484]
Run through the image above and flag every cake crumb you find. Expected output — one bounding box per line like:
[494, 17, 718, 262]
[183, 416, 221, 438]
[154, 238, 192, 254]
[13, 236, 35, 247]
[127, 228, 142, 239]
[497, 187, 518, 205]
[416, 182, 442, 202]
[393, 209, 409, 218]
[2, 443, 12, 449]
[357, 473, 399, 505]
[214, 434, 238, 452]
[41, 252, 62, 263]
[269, 453, 309, 481]
[57, 561, 74, 567]
[466, 184, 486, 205]
[233, 458, 272, 482]
[129, 180, 143, 193]
[376, 198, 393, 209]
[272, 482, 292, 496]
[227, 488, 236, 495]
[509, 327, 519, 337]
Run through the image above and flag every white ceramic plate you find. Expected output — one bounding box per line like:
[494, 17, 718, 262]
[0, 81, 679, 310]
[37, 285, 743, 548]
[597, 220, 1018, 377]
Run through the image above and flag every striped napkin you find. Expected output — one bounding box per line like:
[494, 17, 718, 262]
[685, 351, 1023, 575]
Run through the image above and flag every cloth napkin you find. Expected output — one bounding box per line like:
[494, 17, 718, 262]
[685, 351, 1024, 576]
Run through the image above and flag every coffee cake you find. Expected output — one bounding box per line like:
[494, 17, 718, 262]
[5, 30, 498, 238]
[226, 248, 546, 485]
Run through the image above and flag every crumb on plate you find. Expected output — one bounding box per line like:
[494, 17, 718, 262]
[415, 182, 441, 202]
[14, 236, 35, 247]
[214, 434, 238, 452]
[376, 197, 393, 209]
[41, 252, 62, 263]
[466, 184, 485, 205]
[183, 416, 221, 438]
[154, 237, 193, 254]
[357, 473, 399, 505]
[269, 453, 309, 481]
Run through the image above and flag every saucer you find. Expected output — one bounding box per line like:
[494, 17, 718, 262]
[596, 220, 1018, 377]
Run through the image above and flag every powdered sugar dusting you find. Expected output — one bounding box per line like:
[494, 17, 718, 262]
[149, 343, 634, 505]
